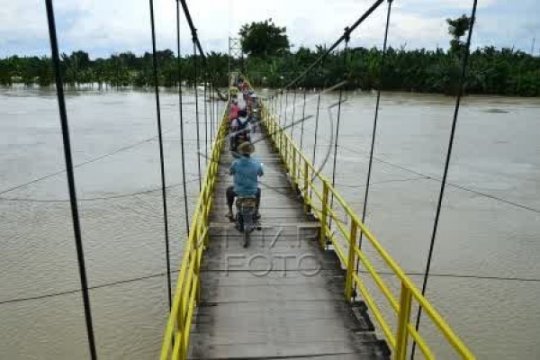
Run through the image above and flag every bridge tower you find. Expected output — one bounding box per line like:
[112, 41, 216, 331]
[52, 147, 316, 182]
[228, 37, 244, 77]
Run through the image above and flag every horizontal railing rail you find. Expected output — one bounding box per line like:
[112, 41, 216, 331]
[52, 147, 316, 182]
[261, 100, 475, 360]
[160, 101, 229, 360]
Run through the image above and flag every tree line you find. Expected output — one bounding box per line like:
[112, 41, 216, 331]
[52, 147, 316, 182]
[1, 46, 538, 96]
[245, 45, 540, 96]
[0, 50, 230, 89]
[240, 17, 540, 96]
[1, 15, 539, 96]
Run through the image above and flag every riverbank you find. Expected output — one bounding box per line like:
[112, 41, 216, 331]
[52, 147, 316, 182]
[2, 46, 539, 96]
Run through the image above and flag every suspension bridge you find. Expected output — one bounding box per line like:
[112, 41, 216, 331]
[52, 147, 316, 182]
[39, 0, 481, 359]
[158, 78, 474, 358]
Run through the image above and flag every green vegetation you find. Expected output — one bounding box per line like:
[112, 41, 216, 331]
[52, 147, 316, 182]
[244, 45, 540, 96]
[1, 16, 538, 96]
[243, 17, 540, 96]
[240, 19, 290, 57]
[0, 50, 230, 89]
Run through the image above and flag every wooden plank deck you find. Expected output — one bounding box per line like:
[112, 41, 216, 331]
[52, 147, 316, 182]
[189, 127, 389, 359]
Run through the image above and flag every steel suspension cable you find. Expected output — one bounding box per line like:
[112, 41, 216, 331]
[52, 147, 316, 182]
[44, 1, 97, 358]
[274, 94, 278, 120]
[284, 90, 289, 127]
[310, 62, 327, 170]
[331, 86, 344, 192]
[4, 267, 537, 306]
[290, 89, 297, 137]
[284, 0, 384, 89]
[328, 39, 349, 223]
[149, 0, 172, 309]
[311, 92, 322, 166]
[175, 0, 190, 235]
[307, 90, 322, 203]
[178, 0, 229, 103]
[300, 89, 307, 151]
[358, 0, 393, 250]
[178, 0, 227, 170]
[212, 84, 216, 143]
[210, 83, 214, 138]
[203, 72, 208, 165]
[411, 1, 479, 358]
[214, 85, 218, 135]
[212, 84, 215, 139]
[193, 42, 202, 191]
[211, 83, 215, 142]
[278, 90, 284, 127]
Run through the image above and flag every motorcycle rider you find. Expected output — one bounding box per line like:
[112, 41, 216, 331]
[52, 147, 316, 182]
[226, 141, 263, 221]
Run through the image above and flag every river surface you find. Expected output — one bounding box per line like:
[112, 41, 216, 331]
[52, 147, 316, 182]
[1, 86, 539, 359]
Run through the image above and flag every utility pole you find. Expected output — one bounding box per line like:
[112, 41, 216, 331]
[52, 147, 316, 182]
[531, 36, 536, 56]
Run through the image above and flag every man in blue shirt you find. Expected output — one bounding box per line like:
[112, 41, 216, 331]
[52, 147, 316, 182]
[226, 141, 264, 220]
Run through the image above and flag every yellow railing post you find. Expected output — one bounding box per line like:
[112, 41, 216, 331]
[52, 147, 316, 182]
[284, 137, 290, 172]
[395, 284, 413, 360]
[177, 297, 184, 358]
[195, 228, 203, 305]
[344, 221, 358, 300]
[277, 128, 282, 157]
[319, 181, 329, 247]
[303, 161, 309, 213]
[292, 149, 297, 185]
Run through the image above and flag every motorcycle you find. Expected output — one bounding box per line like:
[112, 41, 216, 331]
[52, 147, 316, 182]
[230, 125, 251, 156]
[235, 196, 259, 247]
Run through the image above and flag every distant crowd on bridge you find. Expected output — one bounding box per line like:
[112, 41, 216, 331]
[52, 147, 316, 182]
[224, 76, 265, 229]
[227, 76, 262, 152]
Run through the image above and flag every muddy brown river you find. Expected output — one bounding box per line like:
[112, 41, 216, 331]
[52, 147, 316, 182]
[1, 86, 539, 359]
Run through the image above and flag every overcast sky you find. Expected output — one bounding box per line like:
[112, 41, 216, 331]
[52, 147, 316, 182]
[1, 0, 539, 58]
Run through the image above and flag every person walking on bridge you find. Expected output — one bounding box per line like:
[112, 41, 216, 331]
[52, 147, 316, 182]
[226, 141, 263, 221]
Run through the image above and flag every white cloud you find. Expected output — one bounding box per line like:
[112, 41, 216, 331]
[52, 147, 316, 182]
[0, 0, 537, 57]
[0, 1, 48, 44]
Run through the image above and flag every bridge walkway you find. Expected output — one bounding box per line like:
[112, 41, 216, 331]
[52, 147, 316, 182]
[188, 129, 389, 359]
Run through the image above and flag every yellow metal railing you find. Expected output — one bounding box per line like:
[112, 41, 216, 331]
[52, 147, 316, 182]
[261, 104, 475, 360]
[160, 103, 229, 360]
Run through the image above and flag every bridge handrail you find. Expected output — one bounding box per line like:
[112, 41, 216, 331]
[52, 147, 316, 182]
[261, 101, 475, 360]
[160, 103, 228, 360]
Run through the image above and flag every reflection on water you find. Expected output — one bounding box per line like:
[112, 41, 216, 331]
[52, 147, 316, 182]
[1, 87, 539, 359]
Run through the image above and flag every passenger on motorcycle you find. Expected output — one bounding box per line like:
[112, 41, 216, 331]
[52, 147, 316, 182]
[226, 141, 263, 221]
[230, 109, 251, 152]
[228, 99, 240, 122]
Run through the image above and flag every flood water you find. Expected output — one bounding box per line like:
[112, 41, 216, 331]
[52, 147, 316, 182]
[1, 86, 539, 359]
